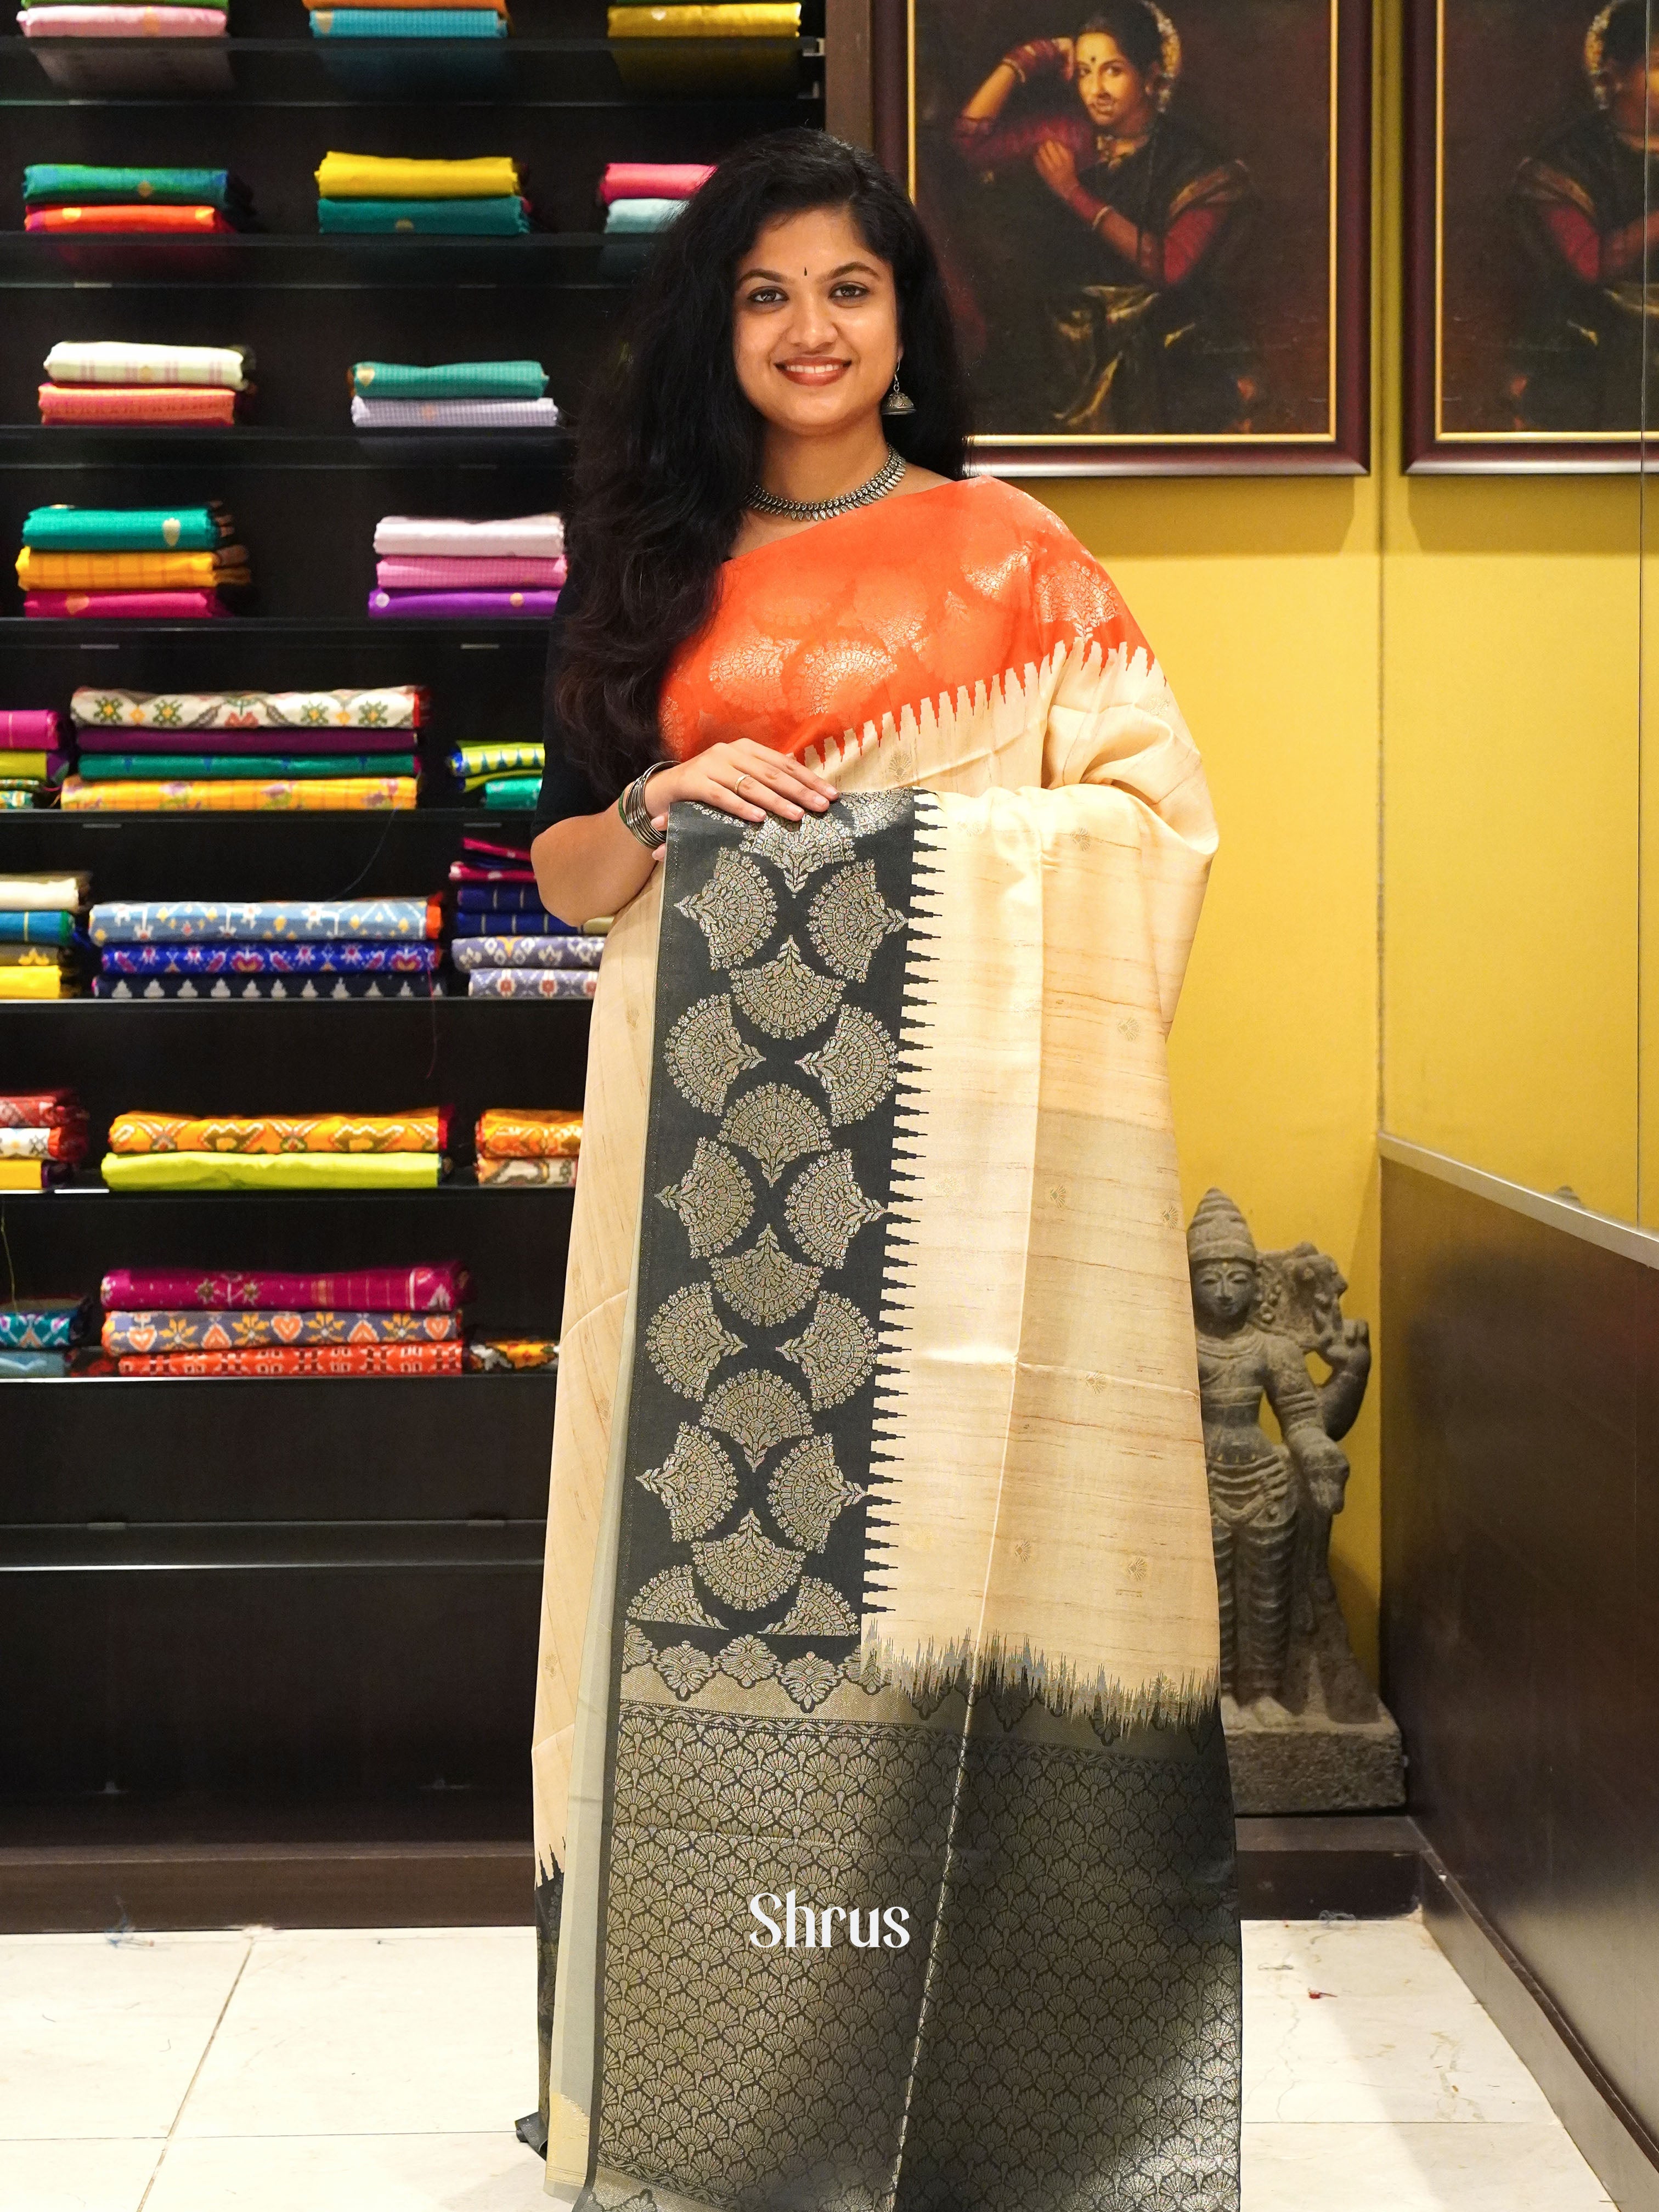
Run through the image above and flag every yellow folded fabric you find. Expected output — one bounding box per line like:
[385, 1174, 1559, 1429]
[17, 548, 250, 590]
[61, 777, 418, 814]
[0, 968, 73, 1000]
[0, 1160, 50, 1190]
[101, 1151, 444, 1191]
[314, 153, 520, 200]
[607, 3, 799, 32]
[109, 1109, 444, 1155]
[0, 754, 54, 781]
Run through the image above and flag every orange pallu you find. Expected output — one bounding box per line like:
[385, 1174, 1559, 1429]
[108, 1108, 449, 1154]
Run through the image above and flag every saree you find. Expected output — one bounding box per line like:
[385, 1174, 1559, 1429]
[107, 1108, 447, 1154]
[71, 682, 424, 729]
[23, 506, 228, 552]
[352, 361, 548, 397]
[63, 776, 417, 811]
[88, 897, 439, 942]
[100, 1263, 470, 1311]
[529, 476, 1238, 2210]
[103, 1309, 461, 1352]
[115, 1342, 461, 1376]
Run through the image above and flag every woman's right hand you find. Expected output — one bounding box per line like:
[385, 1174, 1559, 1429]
[1005, 36, 1071, 80]
[645, 740, 838, 831]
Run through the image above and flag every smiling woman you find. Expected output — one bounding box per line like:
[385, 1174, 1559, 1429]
[522, 128, 1238, 2212]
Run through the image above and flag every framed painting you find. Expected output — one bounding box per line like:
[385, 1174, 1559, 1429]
[1407, 0, 1656, 471]
[871, 0, 1370, 476]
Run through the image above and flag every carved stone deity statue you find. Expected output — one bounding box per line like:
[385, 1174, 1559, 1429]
[1187, 1189, 1404, 1813]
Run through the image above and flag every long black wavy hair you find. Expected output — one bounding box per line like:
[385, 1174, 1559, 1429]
[555, 128, 972, 795]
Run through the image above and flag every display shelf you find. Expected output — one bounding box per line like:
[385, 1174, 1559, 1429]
[0, 232, 642, 289]
[0, 33, 821, 105]
[0, 425, 576, 465]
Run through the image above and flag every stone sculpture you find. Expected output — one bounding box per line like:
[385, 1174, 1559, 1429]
[1187, 1189, 1404, 1813]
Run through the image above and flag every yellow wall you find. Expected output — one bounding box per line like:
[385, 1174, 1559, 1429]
[1015, 0, 1653, 1683]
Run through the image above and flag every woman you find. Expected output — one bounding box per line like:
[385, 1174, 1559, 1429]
[951, 1, 1253, 433]
[1510, 0, 1659, 430]
[526, 127, 1237, 2211]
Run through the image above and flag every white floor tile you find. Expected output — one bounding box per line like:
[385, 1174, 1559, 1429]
[0, 1934, 249, 2141]
[142, 2131, 548, 2212]
[1243, 2120, 1616, 2209]
[174, 1928, 537, 2139]
[0, 2136, 163, 2211]
[1243, 1918, 1555, 2124]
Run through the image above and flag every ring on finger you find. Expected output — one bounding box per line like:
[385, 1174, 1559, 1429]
[735, 773, 754, 794]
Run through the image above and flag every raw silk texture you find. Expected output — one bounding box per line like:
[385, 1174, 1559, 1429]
[100, 1265, 469, 1312]
[529, 477, 1239, 2211]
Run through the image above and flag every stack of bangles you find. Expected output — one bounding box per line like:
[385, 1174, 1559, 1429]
[617, 765, 667, 849]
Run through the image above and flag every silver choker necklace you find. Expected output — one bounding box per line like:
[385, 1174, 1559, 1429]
[748, 446, 906, 523]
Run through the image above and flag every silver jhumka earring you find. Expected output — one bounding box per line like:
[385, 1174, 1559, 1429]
[880, 369, 915, 416]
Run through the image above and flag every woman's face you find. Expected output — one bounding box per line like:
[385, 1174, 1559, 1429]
[732, 204, 901, 441]
[1074, 31, 1157, 135]
[1603, 43, 1659, 138]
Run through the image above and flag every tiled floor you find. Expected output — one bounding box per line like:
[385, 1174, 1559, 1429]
[0, 1913, 1616, 2210]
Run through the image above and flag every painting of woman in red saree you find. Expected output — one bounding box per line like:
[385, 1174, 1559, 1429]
[909, 0, 1354, 460]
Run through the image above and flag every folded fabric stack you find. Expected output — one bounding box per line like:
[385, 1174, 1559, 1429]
[316, 152, 529, 236]
[0, 709, 72, 810]
[606, 2, 798, 33]
[369, 512, 562, 619]
[0, 1294, 90, 1378]
[17, 0, 229, 39]
[473, 1107, 580, 1187]
[65, 683, 422, 814]
[467, 1335, 557, 1370]
[599, 159, 710, 236]
[448, 740, 544, 806]
[350, 358, 559, 432]
[99, 1260, 469, 1376]
[100, 1108, 453, 1190]
[20, 503, 241, 622]
[0, 1088, 91, 1189]
[23, 166, 253, 236]
[447, 836, 603, 997]
[307, 0, 506, 37]
[1, 873, 92, 998]
[36, 340, 253, 430]
[89, 894, 445, 998]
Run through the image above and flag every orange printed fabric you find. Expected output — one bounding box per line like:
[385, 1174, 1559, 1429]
[115, 1342, 463, 1376]
[474, 1108, 582, 1159]
[661, 475, 1146, 771]
[103, 1310, 461, 1354]
[108, 1109, 448, 1155]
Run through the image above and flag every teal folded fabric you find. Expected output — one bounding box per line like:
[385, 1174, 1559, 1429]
[318, 197, 528, 235]
[22, 506, 225, 552]
[0, 1352, 69, 1378]
[78, 754, 418, 781]
[22, 165, 244, 208]
[351, 358, 547, 400]
[603, 197, 685, 233]
[0, 911, 75, 944]
[311, 9, 506, 32]
[483, 774, 541, 806]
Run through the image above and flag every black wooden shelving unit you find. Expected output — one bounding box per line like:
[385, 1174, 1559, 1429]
[0, 1, 826, 1913]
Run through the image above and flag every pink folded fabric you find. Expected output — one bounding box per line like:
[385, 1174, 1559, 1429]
[100, 1263, 472, 1313]
[76, 725, 415, 756]
[0, 711, 61, 748]
[375, 555, 567, 590]
[19, 7, 229, 32]
[599, 162, 713, 204]
[26, 589, 224, 619]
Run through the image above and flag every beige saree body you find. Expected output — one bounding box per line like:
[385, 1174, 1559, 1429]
[528, 476, 1238, 2211]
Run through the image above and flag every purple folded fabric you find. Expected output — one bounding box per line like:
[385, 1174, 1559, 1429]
[99, 941, 442, 977]
[75, 726, 417, 757]
[0, 711, 62, 748]
[100, 1263, 471, 1313]
[368, 589, 560, 619]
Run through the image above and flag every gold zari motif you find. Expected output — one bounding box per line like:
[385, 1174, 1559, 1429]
[719, 1081, 831, 1184]
[708, 1223, 822, 1327]
[742, 806, 855, 893]
[644, 1282, 745, 1399]
[663, 994, 764, 1115]
[765, 1573, 860, 1637]
[627, 1563, 721, 1628]
[796, 1006, 899, 1126]
[783, 1148, 885, 1269]
[780, 1292, 879, 1411]
[656, 1137, 755, 1257]
[806, 860, 906, 983]
[767, 1433, 866, 1551]
[674, 848, 777, 969]
[699, 1365, 812, 1469]
[692, 1508, 805, 1612]
[729, 935, 845, 1040]
[639, 1422, 740, 1542]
